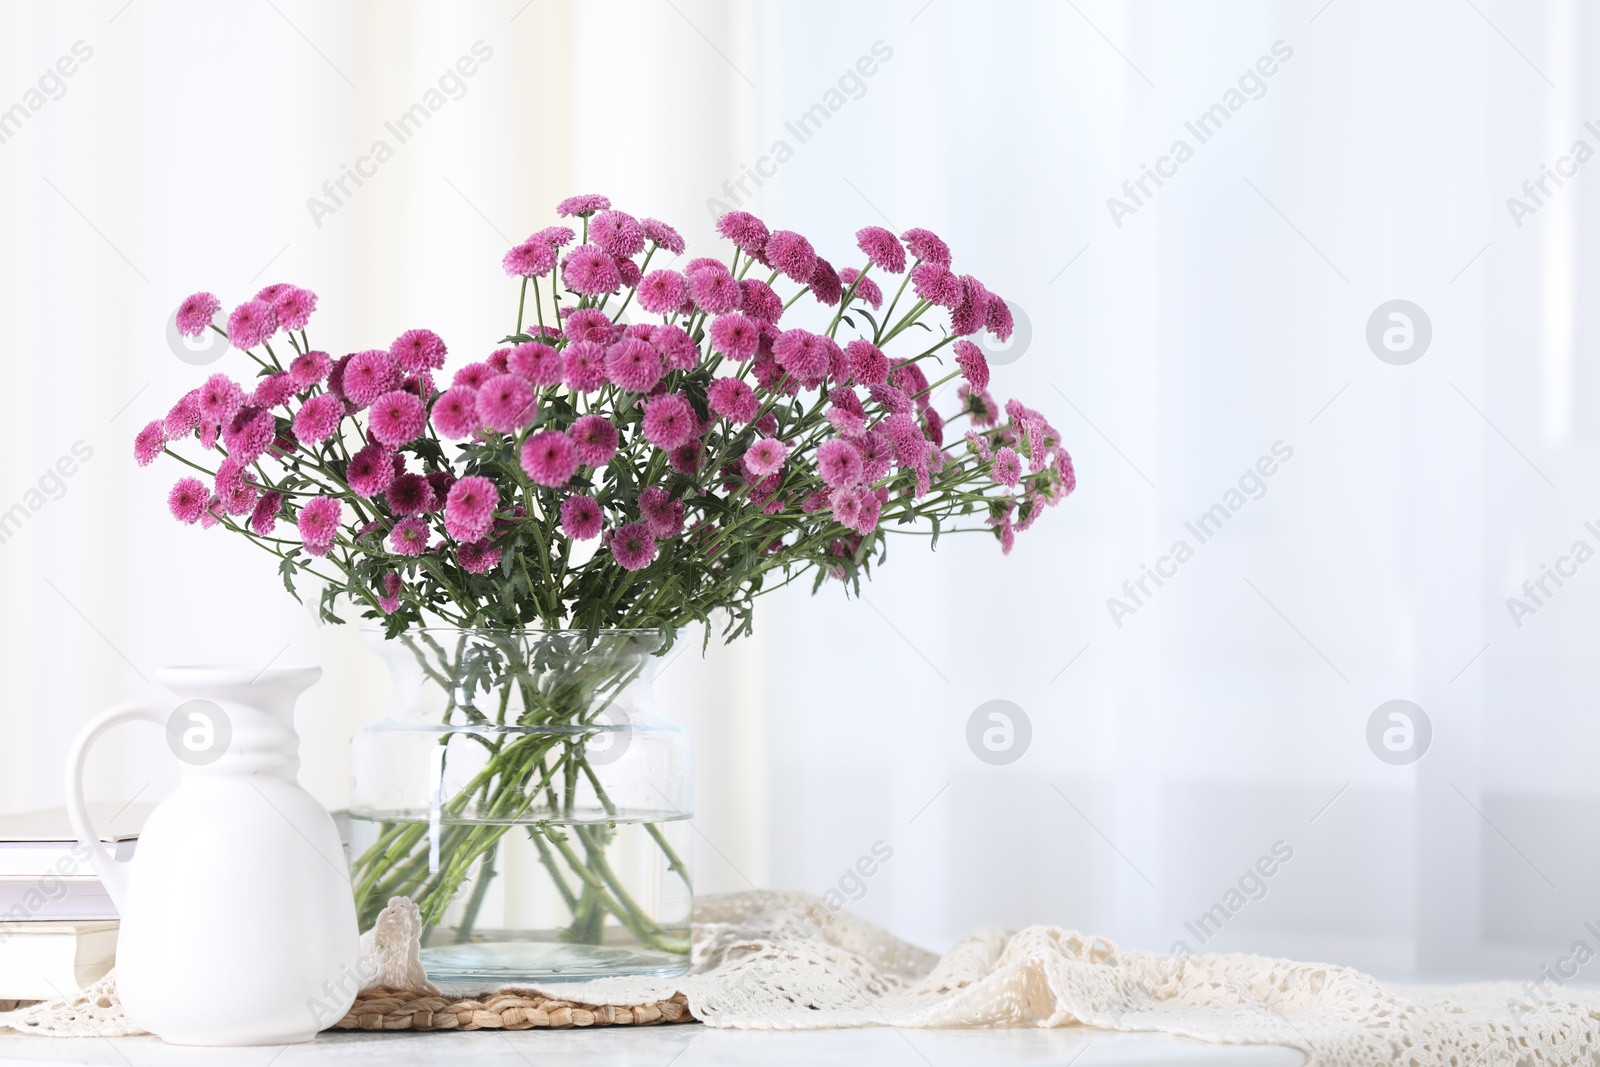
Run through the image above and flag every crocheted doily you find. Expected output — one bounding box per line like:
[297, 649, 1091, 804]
[5, 891, 1600, 1066]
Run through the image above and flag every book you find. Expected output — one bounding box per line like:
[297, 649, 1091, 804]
[0, 879, 117, 923]
[0, 804, 151, 880]
[0, 921, 117, 1001]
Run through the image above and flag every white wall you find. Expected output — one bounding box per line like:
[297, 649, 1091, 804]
[1, 0, 1594, 983]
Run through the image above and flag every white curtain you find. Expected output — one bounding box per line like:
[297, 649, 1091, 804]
[2, 0, 1593, 982]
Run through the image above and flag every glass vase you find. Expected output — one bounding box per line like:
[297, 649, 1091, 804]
[347, 628, 691, 983]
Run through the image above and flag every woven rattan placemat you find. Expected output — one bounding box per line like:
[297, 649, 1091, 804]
[333, 987, 696, 1031]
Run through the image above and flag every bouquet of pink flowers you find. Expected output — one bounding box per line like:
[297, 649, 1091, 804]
[136, 194, 1074, 948]
[139, 194, 1073, 641]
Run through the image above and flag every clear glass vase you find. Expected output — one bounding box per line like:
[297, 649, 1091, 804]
[347, 628, 692, 983]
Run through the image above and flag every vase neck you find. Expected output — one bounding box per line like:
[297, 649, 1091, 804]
[157, 666, 318, 781]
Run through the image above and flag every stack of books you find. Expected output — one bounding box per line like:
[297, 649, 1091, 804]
[0, 804, 149, 1003]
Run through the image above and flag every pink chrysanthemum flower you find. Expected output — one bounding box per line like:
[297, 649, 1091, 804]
[669, 440, 703, 475]
[214, 455, 248, 497]
[809, 258, 842, 306]
[763, 230, 816, 284]
[816, 438, 863, 489]
[985, 292, 1014, 342]
[910, 262, 963, 308]
[167, 477, 208, 525]
[639, 487, 685, 539]
[560, 494, 605, 540]
[449, 362, 490, 390]
[744, 437, 788, 478]
[562, 340, 608, 393]
[637, 269, 688, 315]
[534, 225, 577, 248]
[219, 478, 260, 517]
[641, 217, 685, 255]
[965, 430, 994, 461]
[869, 383, 912, 415]
[271, 287, 318, 332]
[198, 374, 245, 423]
[960, 384, 1000, 427]
[457, 539, 502, 574]
[507, 342, 564, 387]
[923, 407, 945, 447]
[343, 349, 400, 408]
[953, 339, 991, 391]
[641, 393, 697, 450]
[855, 225, 907, 273]
[375, 572, 404, 614]
[224, 407, 276, 464]
[989, 446, 1022, 488]
[716, 211, 770, 255]
[839, 268, 884, 310]
[843, 340, 889, 387]
[604, 338, 662, 393]
[608, 522, 657, 571]
[556, 193, 611, 218]
[649, 324, 697, 371]
[389, 517, 430, 557]
[951, 275, 990, 336]
[520, 430, 578, 488]
[249, 491, 283, 536]
[251, 373, 296, 409]
[444, 476, 498, 542]
[614, 255, 642, 289]
[589, 210, 646, 258]
[561, 244, 621, 296]
[426, 470, 456, 506]
[707, 377, 759, 423]
[298, 495, 342, 555]
[134, 420, 166, 466]
[293, 392, 344, 444]
[567, 413, 617, 467]
[503, 240, 557, 278]
[255, 283, 290, 303]
[175, 292, 221, 337]
[475, 374, 537, 433]
[287, 349, 331, 388]
[773, 329, 828, 381]
[1057, 450, 1077, 496]
[827, 405, 866, 436]
[854, 487, 883, 533]
[164, 390, 202, 438]
[687, 266, 741, 315]
[368, 390, 426, 447]
[709, 313, 760, 361]
[890, 359, 930, 400]
[346, 443, 395, 498]
[227, 299, 277, 350]
[884, 413, 929, 467]
[390, 329, 447, 373]
[858, 430, 892, 482]
[755, 411, 779, 437]
[385, 473, 436, 517]
[901, 227, 952, 267]
[738, 278, 783, 323]
[829, 487, 862, 530]
[563, 307, 619, 345]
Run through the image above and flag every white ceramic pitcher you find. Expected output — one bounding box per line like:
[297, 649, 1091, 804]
[64, 666, 361, 1045]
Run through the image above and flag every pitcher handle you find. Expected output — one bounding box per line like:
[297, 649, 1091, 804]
[64, 703, 167, 912]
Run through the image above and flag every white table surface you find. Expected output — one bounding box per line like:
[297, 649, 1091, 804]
[0, 1027, 1306, 1066]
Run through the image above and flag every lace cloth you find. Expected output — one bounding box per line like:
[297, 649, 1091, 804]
[5, 891, 1600, 1066]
